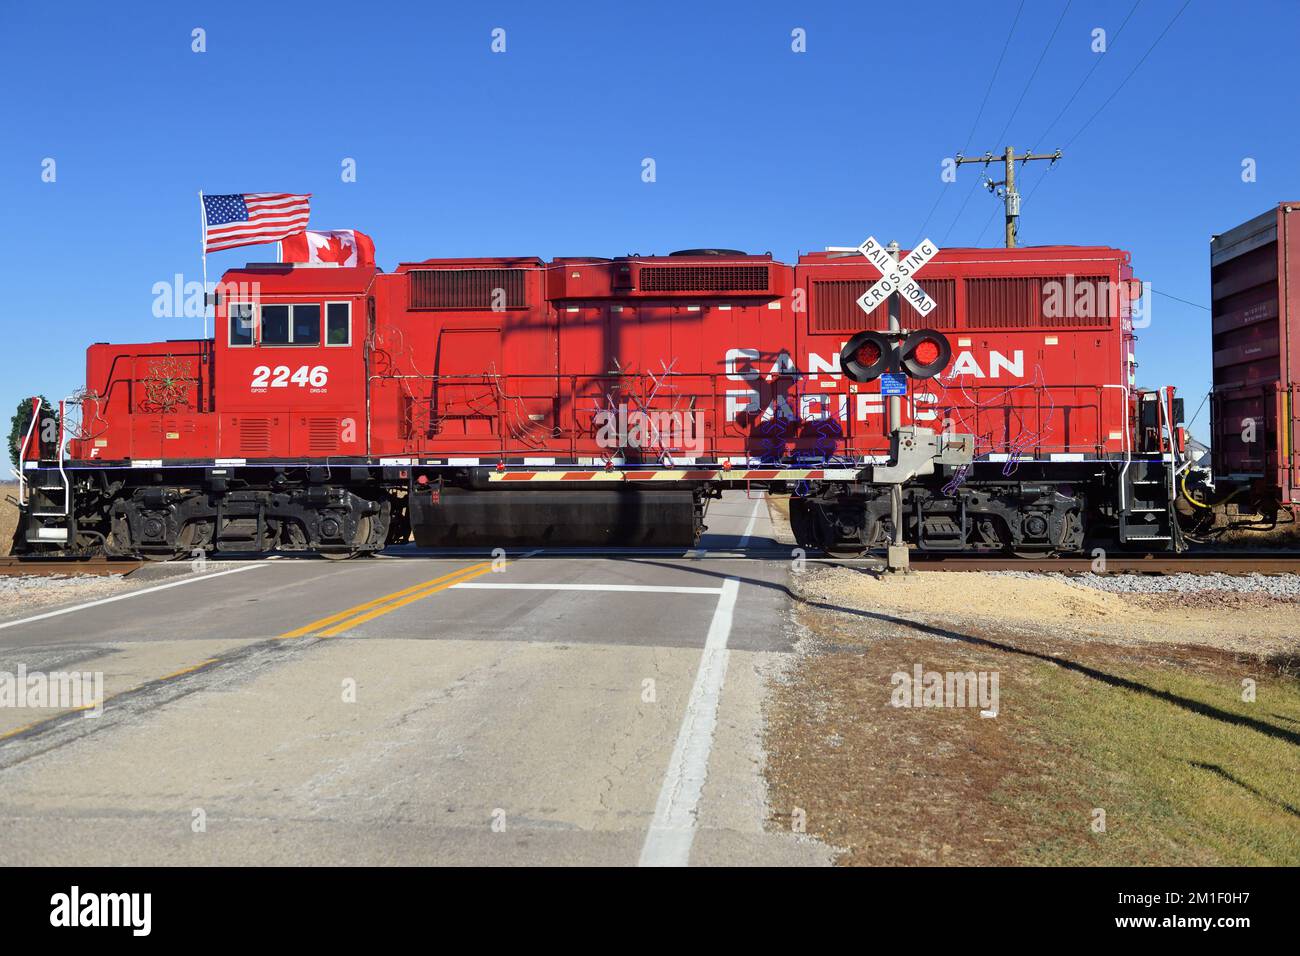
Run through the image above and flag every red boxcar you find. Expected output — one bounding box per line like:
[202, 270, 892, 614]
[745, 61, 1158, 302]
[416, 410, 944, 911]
[1210, 202, 1300, 508]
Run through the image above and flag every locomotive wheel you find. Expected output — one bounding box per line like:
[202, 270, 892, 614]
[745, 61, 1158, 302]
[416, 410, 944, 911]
[141, 550, 182, 562]
[789, 496, 865, 555]
[138, 522, 202, 562]
[318, 514, 372, 560]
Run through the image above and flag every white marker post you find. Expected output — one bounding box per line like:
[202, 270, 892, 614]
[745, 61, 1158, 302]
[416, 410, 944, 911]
[855, 236, 941, 571]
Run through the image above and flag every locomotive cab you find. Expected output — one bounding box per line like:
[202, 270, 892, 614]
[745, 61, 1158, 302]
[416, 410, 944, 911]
[213, 264, 372, 460]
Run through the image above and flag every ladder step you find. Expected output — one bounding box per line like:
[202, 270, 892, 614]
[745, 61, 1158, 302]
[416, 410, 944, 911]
[1124, 534, 1172, 541]
[28, 529, 69, 542]
[31, 512, 67, 518]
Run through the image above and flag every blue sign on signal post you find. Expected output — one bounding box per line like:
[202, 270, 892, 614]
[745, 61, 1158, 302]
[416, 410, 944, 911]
[880, 372, 907, 397]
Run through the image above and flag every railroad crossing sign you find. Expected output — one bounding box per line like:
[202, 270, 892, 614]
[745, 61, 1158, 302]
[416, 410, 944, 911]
[855, 236, 940, 318]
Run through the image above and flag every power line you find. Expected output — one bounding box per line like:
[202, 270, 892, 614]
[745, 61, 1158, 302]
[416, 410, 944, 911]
[959, 0, 1026, 152]
[915, 0, 1024, 243]
[1185, 389, 1211, 430]
[967, 0, 1073, 246]
[1011, 0, 1144, 222]
[949, 1, 1071, 245]
[994, 0, 1187, 237]
[1152, 288, 1210, 310]
[1033, 0, 1142, 149]
[1063, 0, 1193, 149]
[990, 0, 1073, 146]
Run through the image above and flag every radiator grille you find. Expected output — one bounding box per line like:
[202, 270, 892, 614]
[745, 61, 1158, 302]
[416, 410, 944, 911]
[240, 418, 271, 454]
[307, 417, 339, 453]
[409, 269, 526, 310]
[966, 276, 1113, 328]
[810, 278, 956, 331]
[639, 265, 769, 293]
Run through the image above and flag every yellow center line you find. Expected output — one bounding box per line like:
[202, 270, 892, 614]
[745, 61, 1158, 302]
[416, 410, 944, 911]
[315, 564, 497, 637]
[156, 658, 221, 681]
[1, 557, 528, 747]
[276, 561, 493, 639]
[0, 719, 44, 742]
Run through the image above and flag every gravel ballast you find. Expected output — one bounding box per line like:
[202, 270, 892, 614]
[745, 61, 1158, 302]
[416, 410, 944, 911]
[998, 570, 1300, 598]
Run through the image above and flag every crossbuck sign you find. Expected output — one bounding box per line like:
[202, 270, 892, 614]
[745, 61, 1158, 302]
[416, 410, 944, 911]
[855, 236, 940, 318]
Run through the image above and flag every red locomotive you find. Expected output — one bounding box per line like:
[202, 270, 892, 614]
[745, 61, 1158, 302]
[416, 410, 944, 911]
[13, 238, 1188, 558]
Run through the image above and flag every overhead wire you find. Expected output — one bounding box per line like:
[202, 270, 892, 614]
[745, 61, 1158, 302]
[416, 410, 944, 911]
[971, 0, 1076, 245]
[932, 0, 1026, 244]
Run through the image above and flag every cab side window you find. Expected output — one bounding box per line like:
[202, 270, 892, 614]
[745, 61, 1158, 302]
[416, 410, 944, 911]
[326, 302, 351, 346]
[258, 304, 321, 346]
[261, 305, 290, 344]
[229, 303, 254, 346]
[293, 304, 321, 345]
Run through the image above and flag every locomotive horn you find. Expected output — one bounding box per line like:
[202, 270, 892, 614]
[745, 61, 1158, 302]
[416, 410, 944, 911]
[840, 330, 895, 383]
[899, 329, 952, 379]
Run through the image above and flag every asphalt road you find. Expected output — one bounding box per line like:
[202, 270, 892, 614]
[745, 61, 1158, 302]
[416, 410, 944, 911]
[0, 492, 832, 866]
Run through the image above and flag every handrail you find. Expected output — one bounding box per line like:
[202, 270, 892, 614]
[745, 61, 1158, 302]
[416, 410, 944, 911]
[1102, 384, 1131, 511]
[363, 371, 1124, 460]
[55, 396, 74, 519]
[15, 396, 42, 506]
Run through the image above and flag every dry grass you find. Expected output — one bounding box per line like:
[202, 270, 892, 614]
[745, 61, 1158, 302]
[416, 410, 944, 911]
[764, 566, 1300, 866]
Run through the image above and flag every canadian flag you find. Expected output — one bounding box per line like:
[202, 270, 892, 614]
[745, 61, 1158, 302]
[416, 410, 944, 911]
[279, 229, 376, 268]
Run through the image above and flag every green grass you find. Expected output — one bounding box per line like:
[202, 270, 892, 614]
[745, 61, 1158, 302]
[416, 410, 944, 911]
[1010, 661, 1300, 865]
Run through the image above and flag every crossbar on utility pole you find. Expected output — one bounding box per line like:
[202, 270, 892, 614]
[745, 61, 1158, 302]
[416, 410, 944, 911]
[954, 146, 1061, 248]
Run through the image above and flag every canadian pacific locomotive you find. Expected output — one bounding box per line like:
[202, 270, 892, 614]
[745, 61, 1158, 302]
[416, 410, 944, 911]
[12, 238, 1189, 558]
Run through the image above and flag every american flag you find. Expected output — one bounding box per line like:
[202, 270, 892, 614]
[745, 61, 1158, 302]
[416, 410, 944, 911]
[202, 193, 311, 253]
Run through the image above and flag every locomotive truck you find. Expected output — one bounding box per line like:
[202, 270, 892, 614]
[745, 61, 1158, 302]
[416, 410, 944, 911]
[12, 239, 1189, 559]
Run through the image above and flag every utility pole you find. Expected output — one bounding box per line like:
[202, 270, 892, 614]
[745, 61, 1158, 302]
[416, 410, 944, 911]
[954, 147, 1061, 247]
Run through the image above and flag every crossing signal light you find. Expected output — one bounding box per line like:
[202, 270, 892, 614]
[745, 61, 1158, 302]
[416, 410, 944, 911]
[840, 329, 952, 382]
[840, 330, 894, 383]
[900, 329, 951, 379]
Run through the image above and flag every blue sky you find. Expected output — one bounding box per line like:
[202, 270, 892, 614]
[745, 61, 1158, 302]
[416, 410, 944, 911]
[2, 0, 1297, 444]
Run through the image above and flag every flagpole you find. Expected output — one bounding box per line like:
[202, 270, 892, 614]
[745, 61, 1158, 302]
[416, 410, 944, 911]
[198, 190, 209, 340]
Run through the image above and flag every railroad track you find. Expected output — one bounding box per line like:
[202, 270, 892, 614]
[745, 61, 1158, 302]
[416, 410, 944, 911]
[1, 549, 1297, 578]
[0, 556, 143, 577]
[908, 552, 1300, 575]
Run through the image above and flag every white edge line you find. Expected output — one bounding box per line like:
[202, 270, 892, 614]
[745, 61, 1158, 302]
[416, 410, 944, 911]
[735, 496, 764, 549]
[0, 562, 269, 631]
[638, 576, 740, 867]
[451, 582, 724, 594]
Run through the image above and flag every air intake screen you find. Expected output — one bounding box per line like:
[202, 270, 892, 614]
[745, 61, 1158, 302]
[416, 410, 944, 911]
[409, 269, 527, 310]
[966, 276, 1114, 328]
[639, 265, 769, 293]
[810, 278, 956, 332]
[240, 418, 271, 454]
[307, 417, 340, 453]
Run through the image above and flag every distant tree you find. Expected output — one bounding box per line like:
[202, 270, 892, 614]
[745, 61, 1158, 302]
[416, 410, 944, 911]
[8, 396, 58, 469]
